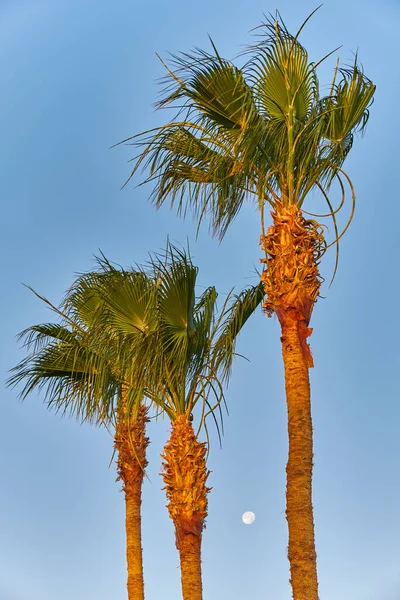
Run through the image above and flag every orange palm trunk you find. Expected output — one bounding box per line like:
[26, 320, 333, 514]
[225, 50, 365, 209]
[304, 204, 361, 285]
[261, 203, 324, 600]
[115, 404, 150, 600]
[161, 415, 210, 600]
[280, 310, 318, 600]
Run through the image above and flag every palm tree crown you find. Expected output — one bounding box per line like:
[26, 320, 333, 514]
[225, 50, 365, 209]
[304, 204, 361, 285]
[62, 246, 264, 431]
[125, 10, 375, 251]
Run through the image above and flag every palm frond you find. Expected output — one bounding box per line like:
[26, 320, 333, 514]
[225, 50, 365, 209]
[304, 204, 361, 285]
[157, 46, 258, 132]
[8, 329, 119, 423]
[212, 282, 265, 381]
[244, 14, 318, 124]
[322, 60, 375, 144]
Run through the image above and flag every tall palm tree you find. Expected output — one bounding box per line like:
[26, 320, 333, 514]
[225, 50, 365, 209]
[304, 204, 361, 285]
[8, 269, 154, 600]
[9, 248, 263, 600]
[122, 11, 376, 599]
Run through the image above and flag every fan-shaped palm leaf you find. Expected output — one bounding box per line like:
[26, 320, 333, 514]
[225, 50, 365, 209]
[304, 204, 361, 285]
[8, 284, 149, 600]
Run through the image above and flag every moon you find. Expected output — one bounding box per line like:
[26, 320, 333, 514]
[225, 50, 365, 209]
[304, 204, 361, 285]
[242, 511, 256, 525]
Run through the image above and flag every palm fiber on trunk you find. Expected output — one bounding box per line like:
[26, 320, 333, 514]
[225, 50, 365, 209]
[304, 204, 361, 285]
[161, 414, 210, 600]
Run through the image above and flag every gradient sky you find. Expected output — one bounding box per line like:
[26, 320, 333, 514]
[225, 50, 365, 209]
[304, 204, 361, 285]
[1, 1, 399, 599]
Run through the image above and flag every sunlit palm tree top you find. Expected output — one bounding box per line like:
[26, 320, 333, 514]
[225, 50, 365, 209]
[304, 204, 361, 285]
[9, 246, 264, 440]
[124, 10, 375, 243]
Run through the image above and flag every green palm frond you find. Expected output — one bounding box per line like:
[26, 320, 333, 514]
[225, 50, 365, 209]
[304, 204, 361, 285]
[246, 16, 318, 123]
[8, 325, 119, 423]
[10, 244, 258, 437]
[98, 272, 155, 338]
[132, 121, 256, 238]
[157, 47, 258, 132]
[322, 61, 375, 145]
[156, 252, 197, 356]
[18, 322, 80, 351]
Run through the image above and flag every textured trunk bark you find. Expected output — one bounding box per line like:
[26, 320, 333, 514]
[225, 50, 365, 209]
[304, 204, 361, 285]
[125, 479, 146, 600]
[115, 404, 150, 600]
[260, 203, 323, 599]
[280, 311, 319, 600]
[176, 526, 203, 600]
[161, 415, 210, 600]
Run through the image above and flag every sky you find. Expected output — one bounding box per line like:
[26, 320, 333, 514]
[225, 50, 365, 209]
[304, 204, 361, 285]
[1, 0, 399, 599]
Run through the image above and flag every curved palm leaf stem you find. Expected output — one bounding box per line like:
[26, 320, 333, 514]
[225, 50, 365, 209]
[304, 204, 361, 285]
[324, 167, 356, 249]
[203, 396, 224, 437]
[201, 394, 225, 454]
[202, 413, 212, 459]
[147, 384, 176, 420]
[205, 368, 228, 414]
[196, 378, 225, 435]
[300, 178, 345, 218]
[186, 374, 219, 420]
[312, 182, 340, 285]
[192, 375, 223, 422]
[291, 105, 341, 158]
[260, 169, 282, 207]
[252, 164, 280, 207]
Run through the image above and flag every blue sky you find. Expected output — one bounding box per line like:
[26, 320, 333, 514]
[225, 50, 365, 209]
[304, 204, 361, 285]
[1, 1, 399, 599]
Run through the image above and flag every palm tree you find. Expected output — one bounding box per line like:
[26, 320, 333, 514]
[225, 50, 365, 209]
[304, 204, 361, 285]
[8, 270, 154, 600]
[122, 10, 376, 599]
[79, 246, 264, 600]
[9, 248, 263, 600]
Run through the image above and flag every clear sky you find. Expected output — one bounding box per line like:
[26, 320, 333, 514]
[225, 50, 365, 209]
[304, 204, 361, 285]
[1, 1, 399, 599]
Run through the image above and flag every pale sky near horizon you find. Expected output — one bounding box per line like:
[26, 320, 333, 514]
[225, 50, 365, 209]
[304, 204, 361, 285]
[1, 1, 400, 599]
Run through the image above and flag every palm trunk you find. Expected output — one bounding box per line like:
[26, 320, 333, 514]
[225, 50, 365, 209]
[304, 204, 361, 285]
[261, 203, 325, 600]
[115, 404, 150, 600]
[280, 310, 318, 600]
[161, 415, 210, 600]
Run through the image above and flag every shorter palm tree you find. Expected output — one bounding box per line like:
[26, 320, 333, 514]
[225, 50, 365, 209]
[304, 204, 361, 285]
[8, 270, 154, 600]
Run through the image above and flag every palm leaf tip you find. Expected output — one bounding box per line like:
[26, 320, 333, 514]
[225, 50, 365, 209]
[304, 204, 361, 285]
[213, 282, 265, 381]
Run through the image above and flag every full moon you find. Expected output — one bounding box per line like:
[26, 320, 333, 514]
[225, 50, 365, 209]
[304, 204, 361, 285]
[242, 511, 256, 525]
